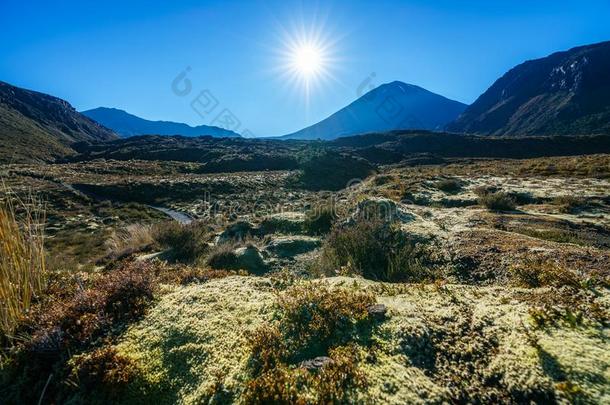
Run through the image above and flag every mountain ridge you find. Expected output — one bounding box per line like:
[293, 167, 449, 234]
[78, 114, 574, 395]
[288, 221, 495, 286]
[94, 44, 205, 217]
[446, 40, 610, 135]
[0, 80, 117, 163]
[82, 107, 241, 138]
[280, 81, 467, 140]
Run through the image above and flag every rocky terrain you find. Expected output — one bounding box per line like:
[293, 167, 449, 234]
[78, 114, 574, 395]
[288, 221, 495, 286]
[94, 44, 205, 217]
[1, 152, 609, 404]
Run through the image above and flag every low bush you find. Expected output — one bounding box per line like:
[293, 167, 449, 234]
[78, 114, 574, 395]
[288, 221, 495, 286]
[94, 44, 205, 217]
[433, 178, 463, 193]
[69, 346, 140, 400]
[152, 220, 210, 262]
[478, 192, 516, 211]
[276, 283, 375, 359]
[296, 150, 375, 191]
[509, 259, 582, 289]
[206, 243, 239, 269]
[553, 195, 587, 214]
[303, 204, 336, 235]
[243, 345, 365, 404]
[244, 284, 376, 403]
[318, 219, 434, 282]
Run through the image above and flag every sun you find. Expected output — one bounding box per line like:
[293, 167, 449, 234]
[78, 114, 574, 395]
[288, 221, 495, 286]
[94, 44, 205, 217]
[290, 44, 324, 77]
[272, 20, 341, 104]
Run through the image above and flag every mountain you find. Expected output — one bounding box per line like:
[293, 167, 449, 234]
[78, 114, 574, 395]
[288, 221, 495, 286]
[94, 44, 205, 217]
[0, 81, 117, 163]
[447, 41, 610, 136]
[82, 107, 241, 138]
[280, 81, 467, 140]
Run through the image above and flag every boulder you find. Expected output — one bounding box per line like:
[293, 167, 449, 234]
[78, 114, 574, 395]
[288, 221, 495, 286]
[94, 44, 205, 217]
[265, 235, 321, 258]
[367, 304, 388, 321]
[233, 245, 268, 274]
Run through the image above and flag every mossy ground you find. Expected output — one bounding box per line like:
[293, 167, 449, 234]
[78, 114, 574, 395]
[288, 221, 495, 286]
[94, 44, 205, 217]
[115, 276, 609, 404]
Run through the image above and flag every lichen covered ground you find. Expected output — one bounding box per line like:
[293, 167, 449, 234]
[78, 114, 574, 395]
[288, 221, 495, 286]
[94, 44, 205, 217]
[116, 276, 609, 404]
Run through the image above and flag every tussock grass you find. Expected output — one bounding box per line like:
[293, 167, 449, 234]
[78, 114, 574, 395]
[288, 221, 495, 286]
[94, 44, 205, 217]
[317, 218, 434, 282]
[0, 192, 46, 340]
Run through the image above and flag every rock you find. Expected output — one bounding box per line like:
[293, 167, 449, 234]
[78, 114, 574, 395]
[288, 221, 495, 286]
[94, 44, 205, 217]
[216, 221, 255, 243]
[300, 356, 333, 371]
[367, 304, 388, 321]
[265, 235, 321, 258]
[233, 245, 268, 274]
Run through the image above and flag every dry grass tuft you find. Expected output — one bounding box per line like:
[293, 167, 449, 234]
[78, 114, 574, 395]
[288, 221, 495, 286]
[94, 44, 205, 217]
[0, 192, 46, 341]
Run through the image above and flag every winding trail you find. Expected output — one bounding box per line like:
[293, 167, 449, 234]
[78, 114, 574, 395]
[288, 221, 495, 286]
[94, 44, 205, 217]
[62, 182, 193, 224]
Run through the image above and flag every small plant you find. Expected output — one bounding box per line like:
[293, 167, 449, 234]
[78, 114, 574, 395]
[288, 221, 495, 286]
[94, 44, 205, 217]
[318, 218, 434, 282]
[478, 192, 516, 211]
[509, 259, 582, 289]
[0, 195, 46, 341]
[206, 243, 239, 269]
[433, 178, 463, 194]
[276, 283, 375, 358]
[70, 346, 139, 400]
[244, 284, 376, 403]
[553, 195, 587, 214]
[152, 220, 210, 262]
[304, 204, 336, 235]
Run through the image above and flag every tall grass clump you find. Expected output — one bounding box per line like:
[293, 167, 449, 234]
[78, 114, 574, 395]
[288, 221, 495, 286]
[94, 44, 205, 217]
[317, 218, 434, 282]
[0, 195, 46, 340]
[152, 220, 210, 262]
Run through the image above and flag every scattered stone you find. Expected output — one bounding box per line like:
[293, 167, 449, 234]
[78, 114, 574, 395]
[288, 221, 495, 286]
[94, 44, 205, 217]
[367, 304, 388, 321]
[265, 235, 321, 258]
[233, 245, 268, 274]
[300, 356, 334, 371]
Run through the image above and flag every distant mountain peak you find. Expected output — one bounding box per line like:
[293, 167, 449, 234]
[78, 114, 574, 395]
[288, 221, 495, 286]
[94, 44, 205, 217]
[81, 107, 241, 138]
[281, 81, 467, 140]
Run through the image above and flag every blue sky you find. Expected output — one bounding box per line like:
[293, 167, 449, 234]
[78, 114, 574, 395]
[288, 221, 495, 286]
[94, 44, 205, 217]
[1, 0, 609, 136]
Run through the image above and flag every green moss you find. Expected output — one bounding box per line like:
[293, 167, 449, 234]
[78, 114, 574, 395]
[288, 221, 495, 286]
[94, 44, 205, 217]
[113, 277, 610, 404]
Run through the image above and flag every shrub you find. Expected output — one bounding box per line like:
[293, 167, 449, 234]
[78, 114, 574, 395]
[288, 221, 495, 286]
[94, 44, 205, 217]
[304, 204, 336, 235]
[478, 192, 516, 211]
[206, 243, 239, 269]
[152, 220, 210, 262]
[70, 346, 139, 400]
[296, 150, 374, 191]
[276, 283, 375, 358]
[28, 261, 157, 352]
[433, 178, 462, 193]
[553, 195, 587, 214]
[318, 219, 433, 282]
[244, 284, 375, 403]
[0, 196, 46, 341]
[509, 259, 582, 289]
[243, 345, 365, 404]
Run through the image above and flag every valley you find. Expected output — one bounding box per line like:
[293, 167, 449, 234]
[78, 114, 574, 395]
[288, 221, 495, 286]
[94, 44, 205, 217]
[2, 146, 609, 403]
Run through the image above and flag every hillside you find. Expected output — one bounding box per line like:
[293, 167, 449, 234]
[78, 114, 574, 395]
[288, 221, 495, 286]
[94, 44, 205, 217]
[447, 41, 610, 136]
[82, 107, 241, 138]
[281, 81, 467, 140]
[0, 81, 117, 163]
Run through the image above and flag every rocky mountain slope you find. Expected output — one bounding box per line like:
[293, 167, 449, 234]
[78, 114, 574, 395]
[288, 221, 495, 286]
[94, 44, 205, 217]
[0, 81, 117, 163]
[447, 41, 610, 136]
[281, 81, 467, 140]
[82, 107, 240, 138]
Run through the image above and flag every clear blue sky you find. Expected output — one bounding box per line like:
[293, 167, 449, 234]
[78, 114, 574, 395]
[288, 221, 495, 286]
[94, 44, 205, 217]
[2, 0, 609, 136]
